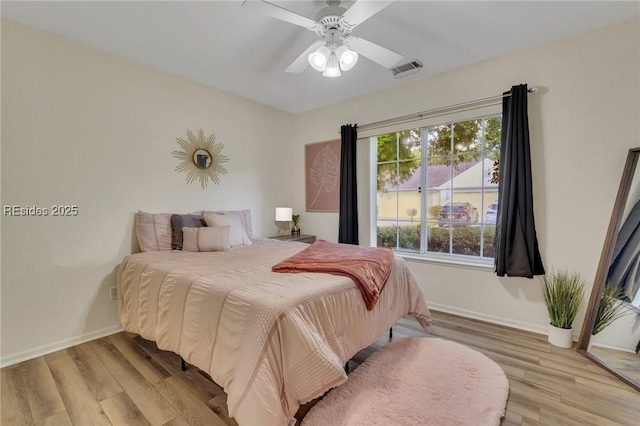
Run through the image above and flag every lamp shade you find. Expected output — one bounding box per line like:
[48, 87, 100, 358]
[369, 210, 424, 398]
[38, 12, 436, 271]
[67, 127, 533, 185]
[308, 46, 330, 72]
[322, 52, 341, 77]
[336, 45, 358, 71]
[275, 207, 293, 222]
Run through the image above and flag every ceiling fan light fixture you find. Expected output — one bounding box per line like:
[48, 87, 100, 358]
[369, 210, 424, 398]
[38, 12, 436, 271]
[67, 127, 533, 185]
[336, 45, 358, 71]
[249, 0, 401, 78]
[308, 45, 330, 71]
[322, 51, 341, 77]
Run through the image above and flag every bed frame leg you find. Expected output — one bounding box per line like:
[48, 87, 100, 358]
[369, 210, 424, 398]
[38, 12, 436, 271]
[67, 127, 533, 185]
[181, 357, 187, 371]
[389, 327, 393, 339]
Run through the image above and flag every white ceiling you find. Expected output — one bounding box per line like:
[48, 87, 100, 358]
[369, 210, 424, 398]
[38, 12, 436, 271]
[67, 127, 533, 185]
[2, 1, 639, 114]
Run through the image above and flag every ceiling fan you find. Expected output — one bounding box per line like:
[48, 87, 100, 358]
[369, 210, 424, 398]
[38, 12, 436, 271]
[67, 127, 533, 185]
[243, 0, 403, 77]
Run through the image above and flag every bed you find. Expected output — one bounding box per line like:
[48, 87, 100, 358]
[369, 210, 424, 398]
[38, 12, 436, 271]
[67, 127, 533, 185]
[118, 238, 431, 425]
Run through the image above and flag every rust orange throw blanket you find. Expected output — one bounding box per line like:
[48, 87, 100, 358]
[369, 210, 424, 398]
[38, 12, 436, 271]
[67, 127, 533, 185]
[272, 239, 394, 310]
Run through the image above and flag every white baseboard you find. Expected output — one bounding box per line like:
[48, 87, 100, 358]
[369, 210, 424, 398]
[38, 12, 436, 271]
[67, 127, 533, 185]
[589, 336, 638, 353]
[1, 325, 123, 368]
[2, 307, 633, 368]
[427, 302, 637, 353]
[427, 301, 548, 336]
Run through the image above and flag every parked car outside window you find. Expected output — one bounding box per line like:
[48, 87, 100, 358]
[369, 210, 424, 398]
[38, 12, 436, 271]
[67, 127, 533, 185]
[438, 202, 479, 226]
[486, 201, 498, 224]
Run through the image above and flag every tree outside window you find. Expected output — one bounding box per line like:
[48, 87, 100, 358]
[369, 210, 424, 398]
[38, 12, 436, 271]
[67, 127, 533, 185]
[376, 115, 501, 260]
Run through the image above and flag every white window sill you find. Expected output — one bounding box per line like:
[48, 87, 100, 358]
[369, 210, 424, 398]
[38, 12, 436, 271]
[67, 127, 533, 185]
[395, 251, 495, 272]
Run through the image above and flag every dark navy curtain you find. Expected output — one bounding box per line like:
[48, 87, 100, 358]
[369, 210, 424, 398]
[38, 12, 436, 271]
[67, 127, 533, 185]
[339, 124, 359, 245]
[495, 84, 545, 277]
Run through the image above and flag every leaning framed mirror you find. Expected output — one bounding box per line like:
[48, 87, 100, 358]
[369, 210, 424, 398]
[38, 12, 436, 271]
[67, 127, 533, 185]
[578, 147, 640, 391]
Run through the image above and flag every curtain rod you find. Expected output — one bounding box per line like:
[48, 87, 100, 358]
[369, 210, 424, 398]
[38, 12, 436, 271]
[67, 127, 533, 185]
[358, 86, 537, 133]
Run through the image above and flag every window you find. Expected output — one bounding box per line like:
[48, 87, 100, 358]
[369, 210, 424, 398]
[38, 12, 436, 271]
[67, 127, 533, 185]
[374, 114, 501, 264]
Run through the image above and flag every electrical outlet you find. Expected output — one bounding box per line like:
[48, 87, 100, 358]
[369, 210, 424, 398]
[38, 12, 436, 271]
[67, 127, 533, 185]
[109, 286, 117, 301]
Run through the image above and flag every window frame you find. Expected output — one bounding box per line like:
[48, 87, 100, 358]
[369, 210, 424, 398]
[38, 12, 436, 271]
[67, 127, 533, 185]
[370, 108, 502, 268]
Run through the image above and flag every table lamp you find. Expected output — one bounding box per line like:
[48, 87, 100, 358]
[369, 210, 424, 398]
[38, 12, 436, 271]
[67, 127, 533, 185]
[275, 207, 293, 236]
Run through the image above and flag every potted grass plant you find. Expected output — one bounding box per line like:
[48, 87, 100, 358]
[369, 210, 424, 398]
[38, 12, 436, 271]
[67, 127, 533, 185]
[291, 214, 301, 235]
[540, 270, 586, 348]
[592, 284, 629, 341]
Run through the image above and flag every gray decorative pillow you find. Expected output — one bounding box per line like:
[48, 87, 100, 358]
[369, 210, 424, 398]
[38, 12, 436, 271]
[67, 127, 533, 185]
[171, 214, 206, 250]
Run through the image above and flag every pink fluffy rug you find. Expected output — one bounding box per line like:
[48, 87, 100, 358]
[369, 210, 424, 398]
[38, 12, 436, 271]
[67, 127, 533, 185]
[302, 337, 509, 426]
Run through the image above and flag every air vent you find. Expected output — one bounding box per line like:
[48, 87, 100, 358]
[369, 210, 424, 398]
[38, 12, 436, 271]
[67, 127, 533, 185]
[391, 60, 423, 79]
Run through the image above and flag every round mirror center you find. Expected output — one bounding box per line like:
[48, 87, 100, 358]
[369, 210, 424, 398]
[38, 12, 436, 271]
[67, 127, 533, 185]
[193, 149, 212, 169]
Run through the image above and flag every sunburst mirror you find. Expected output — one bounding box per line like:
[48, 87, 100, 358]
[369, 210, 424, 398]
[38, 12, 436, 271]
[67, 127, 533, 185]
[172, 129, 229, 189]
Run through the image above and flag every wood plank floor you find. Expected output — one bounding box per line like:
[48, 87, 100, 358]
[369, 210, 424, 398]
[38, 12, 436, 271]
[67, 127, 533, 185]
[589, 345, 640, 385]
[2, 310, 639, 426]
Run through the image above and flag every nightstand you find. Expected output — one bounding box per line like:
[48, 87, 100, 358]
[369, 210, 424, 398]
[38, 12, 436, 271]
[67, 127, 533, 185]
[271, 234, 316, 244]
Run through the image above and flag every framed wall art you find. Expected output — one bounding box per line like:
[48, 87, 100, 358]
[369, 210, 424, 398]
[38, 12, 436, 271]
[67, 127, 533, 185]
[305, 139, 341, 212]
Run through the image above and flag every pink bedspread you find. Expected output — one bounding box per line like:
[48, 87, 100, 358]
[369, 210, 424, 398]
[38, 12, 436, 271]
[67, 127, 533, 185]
[272, 239, 393, 310]
[118, 240, 431, 425]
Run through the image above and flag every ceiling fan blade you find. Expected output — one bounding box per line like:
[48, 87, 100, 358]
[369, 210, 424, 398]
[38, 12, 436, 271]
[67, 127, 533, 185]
[348, 36, 403, 68]
[341, 0, 394, 28]
[285, 42, 322, 73]
[244, 0, 318, 30]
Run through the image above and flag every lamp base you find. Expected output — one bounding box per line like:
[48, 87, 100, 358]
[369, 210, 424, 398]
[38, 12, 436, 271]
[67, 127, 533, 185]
[277, 222, 291, 236]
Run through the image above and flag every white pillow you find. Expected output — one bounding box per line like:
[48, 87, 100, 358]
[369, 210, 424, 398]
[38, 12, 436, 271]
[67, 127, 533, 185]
[202, 209, 253, 238]
[182, 226, 231, 252]
[136, 211, 172, 252]
[204, 214, 252, 247]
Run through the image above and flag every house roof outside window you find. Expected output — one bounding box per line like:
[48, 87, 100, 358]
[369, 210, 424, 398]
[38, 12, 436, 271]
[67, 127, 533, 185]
[382, 161, 485, 191]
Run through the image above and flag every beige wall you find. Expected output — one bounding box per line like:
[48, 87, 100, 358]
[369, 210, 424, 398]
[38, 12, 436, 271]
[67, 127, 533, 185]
[292, 18, 640, 350]
[1, 20, 293, 364]
[2, 17, 639, 363]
